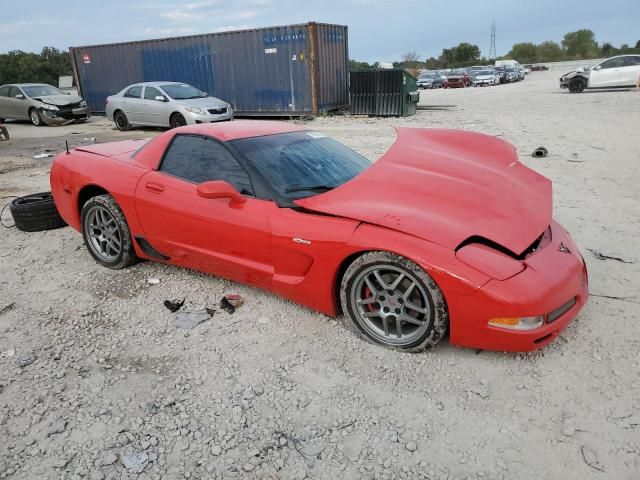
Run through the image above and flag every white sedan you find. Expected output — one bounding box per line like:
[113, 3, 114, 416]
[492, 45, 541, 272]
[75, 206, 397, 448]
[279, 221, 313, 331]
[561, 55, 640, 93]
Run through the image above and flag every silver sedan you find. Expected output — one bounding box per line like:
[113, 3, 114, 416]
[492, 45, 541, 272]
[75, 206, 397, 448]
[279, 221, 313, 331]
[0, 83, 90, 126]
[105, 82, 233, 130]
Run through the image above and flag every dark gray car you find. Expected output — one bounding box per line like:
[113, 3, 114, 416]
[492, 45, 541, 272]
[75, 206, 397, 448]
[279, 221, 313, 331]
[0, 83, 90, 126]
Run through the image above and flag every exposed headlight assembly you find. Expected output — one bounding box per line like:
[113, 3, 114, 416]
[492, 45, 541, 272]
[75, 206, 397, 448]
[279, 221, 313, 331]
[40, 103, 59, 111]
[79, 100, 87, 107]
[455, 243, 525, 281]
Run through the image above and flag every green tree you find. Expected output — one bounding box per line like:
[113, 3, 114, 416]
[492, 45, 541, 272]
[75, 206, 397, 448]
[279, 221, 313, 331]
[537, 41, 564, 61]
[506, 42, 538, 63]
[562, 29, 598, 58]
[348, 59, 373, 71]
[0, 47, 72, 86]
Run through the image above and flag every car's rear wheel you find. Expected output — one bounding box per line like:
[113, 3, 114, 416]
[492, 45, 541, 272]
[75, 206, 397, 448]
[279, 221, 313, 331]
[568, 77, 587, 93]
[114, 111, 130, 131]
[340, 251, 448, 352]
[170, 113, 187, 129]
[29, 108, 43, 127]
[81, 194, 137, 269]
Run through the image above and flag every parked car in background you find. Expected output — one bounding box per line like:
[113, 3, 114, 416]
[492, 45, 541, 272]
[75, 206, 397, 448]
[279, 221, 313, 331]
[471, 69, 500, 86]
[105, 81, 233, 130]
[504, 67, 519, 83]
[0, 83, 90, 126]
[417, 72, 443, 89]
[443, 70, 467, 88]
[531, 64, 549, 71]
[493, 66, 508, 84]
[560, 55, 640, 93]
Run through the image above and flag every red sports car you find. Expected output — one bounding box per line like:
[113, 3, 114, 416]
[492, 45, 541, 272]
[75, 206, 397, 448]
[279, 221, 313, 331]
[50, 121, 588, 352]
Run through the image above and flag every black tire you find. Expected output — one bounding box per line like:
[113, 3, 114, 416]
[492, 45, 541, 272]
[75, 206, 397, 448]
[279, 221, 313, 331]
[568, 77, 587, 93]
[29, 108, 43, 127]
[114, 110, 130, 131]
[81, 194, 137, 269]
[9, 192, 66, 232]
[170, 113, 187, 129]
[340, 251, 449, 352]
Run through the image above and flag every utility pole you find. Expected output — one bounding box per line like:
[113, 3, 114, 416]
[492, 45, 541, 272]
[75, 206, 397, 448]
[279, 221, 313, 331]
[489, 19, 497, 60]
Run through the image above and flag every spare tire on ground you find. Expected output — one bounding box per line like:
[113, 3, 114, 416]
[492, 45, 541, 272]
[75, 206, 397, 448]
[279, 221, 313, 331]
[9, 192, 67, 232]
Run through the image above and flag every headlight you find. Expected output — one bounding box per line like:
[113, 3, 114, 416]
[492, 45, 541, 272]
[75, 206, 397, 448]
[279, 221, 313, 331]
[184, 106, 207, 115]
[455, 243, 525, 280]
[41, 104, 59, 111]
[80, 100, 87, 107]
[488, 316, 544, 330]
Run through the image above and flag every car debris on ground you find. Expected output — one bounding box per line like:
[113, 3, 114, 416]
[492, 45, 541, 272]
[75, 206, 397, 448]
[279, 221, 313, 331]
[587, 249, 633, 264]
[220, 294, 243, 314]
[174, 309, 214, 329]
[531, 146, 548, 158]
[163, 298, 185, 312]
[0, 124, 8, 141]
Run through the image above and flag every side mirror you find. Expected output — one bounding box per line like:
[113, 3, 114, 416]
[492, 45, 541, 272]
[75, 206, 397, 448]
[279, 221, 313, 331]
[155, 95, 166, 102]
[197, 180, 246, 205]
[15, 94, 25, 99]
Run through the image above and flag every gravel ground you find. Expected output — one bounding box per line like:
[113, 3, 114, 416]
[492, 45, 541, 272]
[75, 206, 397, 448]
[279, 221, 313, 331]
[1, 70, 639, 480]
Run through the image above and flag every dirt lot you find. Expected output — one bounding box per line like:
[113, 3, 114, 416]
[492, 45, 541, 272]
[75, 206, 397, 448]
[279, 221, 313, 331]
[1, 71, 639, 480]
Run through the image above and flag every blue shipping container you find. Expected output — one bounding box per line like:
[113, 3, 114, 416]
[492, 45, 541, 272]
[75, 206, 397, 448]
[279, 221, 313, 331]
[70, 22, 348, 116]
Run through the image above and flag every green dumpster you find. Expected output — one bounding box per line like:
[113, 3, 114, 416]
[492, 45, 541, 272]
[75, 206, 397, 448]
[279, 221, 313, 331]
[349, 69, 420, 117]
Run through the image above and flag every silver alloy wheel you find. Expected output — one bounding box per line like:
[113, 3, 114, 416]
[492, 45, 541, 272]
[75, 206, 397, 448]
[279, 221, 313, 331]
[349, 264, 432, 346]
[30, 110, 41, 126]
[84, 205, 122, 262]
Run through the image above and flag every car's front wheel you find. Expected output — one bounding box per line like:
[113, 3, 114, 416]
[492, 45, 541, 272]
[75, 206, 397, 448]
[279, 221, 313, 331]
[568, 77, 587, 93]
[170, 113, 187, 129]
[340, 251, 448, 352]
[29, 108, 43, 127]
[81, 194, 137, 269]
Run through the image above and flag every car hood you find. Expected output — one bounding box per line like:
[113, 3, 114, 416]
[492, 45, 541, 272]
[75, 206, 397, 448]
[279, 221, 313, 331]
[474, 75, 494, 80]
[295, 128, 552, 255]
[175, 97, 228, 109]
[446, 75, 465, 79]
[33, 94, 84, 106]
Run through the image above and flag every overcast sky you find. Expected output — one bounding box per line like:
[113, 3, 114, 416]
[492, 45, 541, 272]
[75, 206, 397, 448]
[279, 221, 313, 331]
[1, 0, 638, 62]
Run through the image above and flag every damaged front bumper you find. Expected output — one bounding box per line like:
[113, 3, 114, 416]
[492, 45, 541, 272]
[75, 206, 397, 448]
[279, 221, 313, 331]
[447, 220, 589, 352]
[40, 106, 91, 126]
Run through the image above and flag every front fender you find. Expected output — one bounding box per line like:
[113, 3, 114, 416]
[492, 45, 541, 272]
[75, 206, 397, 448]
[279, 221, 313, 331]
[347, 223, 490, 297]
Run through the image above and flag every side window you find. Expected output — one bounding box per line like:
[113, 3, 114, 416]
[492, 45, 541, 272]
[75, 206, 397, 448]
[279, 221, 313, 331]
[622, 56, 640, 67]
[144, 86, 162, 100]
[124, 86, 142, 98]
[0, 86, 9, 97]
[598, 58, 625, 69]
[7, 86, 22, 98]
[160, 135, 253, 195]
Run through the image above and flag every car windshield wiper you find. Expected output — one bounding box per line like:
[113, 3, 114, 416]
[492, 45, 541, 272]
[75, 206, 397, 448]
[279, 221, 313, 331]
[285, 185, 336, 193]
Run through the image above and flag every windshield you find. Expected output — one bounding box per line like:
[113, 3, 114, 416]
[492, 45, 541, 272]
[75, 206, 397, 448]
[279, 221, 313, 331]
[231, 131, 371, 201]
[160, 84, 207, 100]
[477, 70, 494, 75]
[451, 70, 466, 75]
[23, 85, 65, 97]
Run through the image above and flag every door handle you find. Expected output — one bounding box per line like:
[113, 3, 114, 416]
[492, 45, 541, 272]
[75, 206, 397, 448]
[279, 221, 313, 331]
[145, 182, 165, 194]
